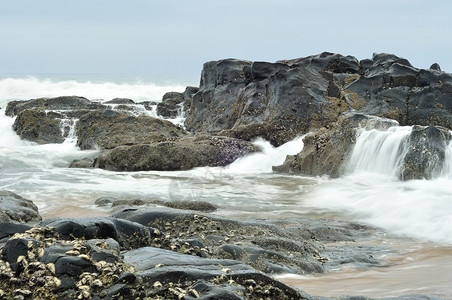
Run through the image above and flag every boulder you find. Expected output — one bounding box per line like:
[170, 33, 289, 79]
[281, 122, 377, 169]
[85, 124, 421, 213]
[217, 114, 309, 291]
[76, 109, 188, 150]
[185, 56, 350, 146]
[12, 109, 67, 144]
[157, 86, 199, 118]
[273, 113, 397, 177]
[95, 136, 259, 171]
[401, 125, 452, 180]
[0, 190, 41, 223]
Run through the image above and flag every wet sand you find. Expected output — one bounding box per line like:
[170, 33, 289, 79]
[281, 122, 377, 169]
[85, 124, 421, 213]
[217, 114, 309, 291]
[277, 242, 452, 299]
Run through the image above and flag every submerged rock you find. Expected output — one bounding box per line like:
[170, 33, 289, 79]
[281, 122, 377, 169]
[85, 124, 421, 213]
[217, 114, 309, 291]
[0, 190, 41, 223]
[95, 136, 259, 171]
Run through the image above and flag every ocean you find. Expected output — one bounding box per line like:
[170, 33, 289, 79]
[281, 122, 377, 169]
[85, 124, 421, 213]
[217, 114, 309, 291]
[1, 75, 451, 298]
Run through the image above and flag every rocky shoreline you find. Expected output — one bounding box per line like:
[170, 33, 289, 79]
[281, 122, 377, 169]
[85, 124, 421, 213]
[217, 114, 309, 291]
[1, 190, 440, 299]
[2, 52, 452, 299]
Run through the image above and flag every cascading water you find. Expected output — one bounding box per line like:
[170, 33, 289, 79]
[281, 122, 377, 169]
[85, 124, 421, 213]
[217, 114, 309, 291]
[346, 126, 412, 178]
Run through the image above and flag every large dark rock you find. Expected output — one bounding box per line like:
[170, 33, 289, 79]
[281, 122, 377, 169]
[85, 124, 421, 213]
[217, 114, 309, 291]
[0, 190, 41, 223]
[95, 136, 259, 171]
[185, 55, 354, 146]
[5, 96, 104, 117]
[273, 113, 397, 177]
[344, 53, 452, 128]
[184, 53, 452, 146]
[76, 109, 188, 150]
[401, 125, 452, 180]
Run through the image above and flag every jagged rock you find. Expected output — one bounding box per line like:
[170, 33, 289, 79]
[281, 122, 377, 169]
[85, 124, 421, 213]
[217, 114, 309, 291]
[95, 136, 259, 171]
[76, 109, 188, 150]
[185, 53, 452, 147]
[273, 113, 397, 177]
[157, 86, 199, 118]
[0, 190, 41, 223]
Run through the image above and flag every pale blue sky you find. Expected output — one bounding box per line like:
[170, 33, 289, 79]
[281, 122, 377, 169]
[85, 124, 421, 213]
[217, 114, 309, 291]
[1, 0, 451, 77]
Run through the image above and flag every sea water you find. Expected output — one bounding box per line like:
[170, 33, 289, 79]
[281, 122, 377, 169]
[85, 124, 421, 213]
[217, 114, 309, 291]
[1, 75, 452, 298]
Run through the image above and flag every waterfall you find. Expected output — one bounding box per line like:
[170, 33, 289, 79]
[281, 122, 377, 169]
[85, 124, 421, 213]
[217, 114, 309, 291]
[346, 126, 412, 178]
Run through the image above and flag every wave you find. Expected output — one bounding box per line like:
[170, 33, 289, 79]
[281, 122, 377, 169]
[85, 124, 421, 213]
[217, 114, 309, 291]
[0, 76, 190, 107]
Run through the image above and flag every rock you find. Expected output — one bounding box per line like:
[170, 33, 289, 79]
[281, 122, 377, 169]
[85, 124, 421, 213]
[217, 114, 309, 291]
[185, 56, 351, 146]
[185, 53, 452, 147]
[273, 113, 397, 177]
[114, 208, 326, 275]
[401, 125, 452, 180]
[430, 63, 441, 71]
[76, 109, 188, 150]
[12, 109, 68, 144]
[95, 136, 259, 171]
[123, 246, 306, 299]
[0, 190, 41, 223]
[105, 98, 135, 104]
[345, 53, 452, 128]
[68, 157, 95, 168]
[0, 222, 32, 243]
[157, 86, 199, 118]
[5, 96, 105, 117]
[38, 217, 159, 250]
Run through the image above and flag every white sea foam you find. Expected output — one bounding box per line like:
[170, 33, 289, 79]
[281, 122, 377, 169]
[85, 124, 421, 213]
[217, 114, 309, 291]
[304, 126, 452, 244]
[0, 76, 187, 105]
[226, 136, 304, 173]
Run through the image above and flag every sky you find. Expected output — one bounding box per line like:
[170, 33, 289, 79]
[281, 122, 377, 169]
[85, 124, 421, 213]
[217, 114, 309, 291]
[1, 0, 452, 78]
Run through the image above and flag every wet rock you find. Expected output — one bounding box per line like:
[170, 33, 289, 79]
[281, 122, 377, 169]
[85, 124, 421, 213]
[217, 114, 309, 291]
[185, 55, 354, 146]
[114, 208, 325, 275]
[0, 190, 41, 223]
[157, 86, 199, 118]
[76, 109, 187, 150]
[401, 125, 452, 180]
[123, 246, 306, 299]
[5, 96, 104, 117]
[12, 109, 68, 144]
[38, 217, 158, 250]
[105, 98, 135, 104]
[185, 53, 452, 147]
[0, 222, 32, 243]
[273, 113, 397, 177]
[68, 157, 95, 168]
[95, 136, 259, 171]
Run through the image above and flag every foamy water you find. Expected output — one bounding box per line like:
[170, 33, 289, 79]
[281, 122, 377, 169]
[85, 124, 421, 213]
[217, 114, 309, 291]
[1, 76, 452, 298]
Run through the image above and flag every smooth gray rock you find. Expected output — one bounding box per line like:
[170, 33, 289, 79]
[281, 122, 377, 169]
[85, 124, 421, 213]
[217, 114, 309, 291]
[0, 190, 41, 223]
